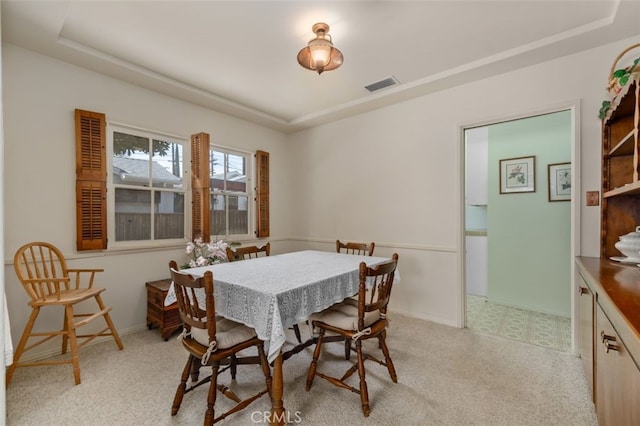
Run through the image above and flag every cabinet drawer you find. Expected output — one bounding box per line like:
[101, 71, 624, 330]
[146, 279, 181, 340]
[147, 287, 168, 307]
[147, 301, 165, 319]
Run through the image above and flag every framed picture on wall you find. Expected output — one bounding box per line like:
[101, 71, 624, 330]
[548, 162, 571, 202]
[499, 156, 535, 194]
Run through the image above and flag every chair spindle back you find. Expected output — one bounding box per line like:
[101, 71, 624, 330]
[14, 242, 71, 302]
[169, 260, 216, 341]
[357, 253, 398, 330]
[226, 243, 270, 262]
[336, 240, 375, 256]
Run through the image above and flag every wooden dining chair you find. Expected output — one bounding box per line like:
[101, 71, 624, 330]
[225, 242, 270, 262]
[305, 253, 399, 417]
[336, 240, 375, 257]
[169, 260, 272, 425]
[226, 243, 304, 344]
[334, 239, 376, 359]
[8, 241, 124, 386]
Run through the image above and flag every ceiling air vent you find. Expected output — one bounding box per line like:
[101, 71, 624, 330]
[365, 76, 400, 92]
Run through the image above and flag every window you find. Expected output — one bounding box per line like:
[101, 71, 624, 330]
[209, 146, 252, 239]
[108, 125, 187, 244]
[76, 114, 268, 250]
[190, 133, 268, 241]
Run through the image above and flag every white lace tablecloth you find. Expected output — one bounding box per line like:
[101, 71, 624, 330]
[165, 250, 395, 362]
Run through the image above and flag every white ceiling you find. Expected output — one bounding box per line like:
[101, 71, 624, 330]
[2, 1, 640, 132]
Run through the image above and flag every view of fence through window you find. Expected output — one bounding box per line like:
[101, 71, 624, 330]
[112, 130, 185, 242]
[210, 149, 250, 238]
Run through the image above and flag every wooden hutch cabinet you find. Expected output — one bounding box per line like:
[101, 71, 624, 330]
[575, 73, 640, 426]
[576, 258, 640, 426]
[601, 77, 640, 258]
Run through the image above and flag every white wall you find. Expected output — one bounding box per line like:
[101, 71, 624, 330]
[2, 44, 290, 358]
[286, 35, 640, 326]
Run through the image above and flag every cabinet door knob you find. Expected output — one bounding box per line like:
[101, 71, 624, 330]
[605, 341, 620, 353]
[600, 330, 617, 343]
[578, 286, 589, 295]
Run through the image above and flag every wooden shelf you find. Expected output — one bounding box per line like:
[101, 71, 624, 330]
[603, 180, 640, 198]
[608, 129, 636, 156]
[601, 74, 640, 259]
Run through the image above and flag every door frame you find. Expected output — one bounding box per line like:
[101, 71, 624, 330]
[458, 99, 581, 353]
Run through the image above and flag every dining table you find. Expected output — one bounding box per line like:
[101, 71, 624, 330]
[164, 249, 395, 425]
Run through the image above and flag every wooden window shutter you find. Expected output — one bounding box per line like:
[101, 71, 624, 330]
[75, 109, 107, 251]
[255, 150, 270, 238]
[191, 132, 210, 242]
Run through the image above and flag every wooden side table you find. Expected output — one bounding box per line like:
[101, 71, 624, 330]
[146, 278, 181, 340]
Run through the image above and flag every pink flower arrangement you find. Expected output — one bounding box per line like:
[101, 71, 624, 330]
[183, 237, 228, 268]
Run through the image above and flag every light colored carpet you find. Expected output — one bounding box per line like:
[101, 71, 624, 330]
[6, 313, 596, 425]
[466, 295, 572, 353]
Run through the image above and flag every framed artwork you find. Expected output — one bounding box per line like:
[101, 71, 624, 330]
[548, 162, 571, 202]
[499, 156, 535, 194]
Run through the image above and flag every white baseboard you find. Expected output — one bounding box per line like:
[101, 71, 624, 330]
[389, 308, 460, 329]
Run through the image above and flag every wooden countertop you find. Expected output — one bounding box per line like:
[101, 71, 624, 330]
[576, 256, 640, 366]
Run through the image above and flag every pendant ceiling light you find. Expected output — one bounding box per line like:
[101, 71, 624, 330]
[297, 23, 343, 75]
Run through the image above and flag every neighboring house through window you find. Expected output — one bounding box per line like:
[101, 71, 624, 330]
[109, 124, 187, 245]
[209, 146, 252, 240]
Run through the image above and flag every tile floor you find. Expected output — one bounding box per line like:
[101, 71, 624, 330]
[466, 294, 571, 352]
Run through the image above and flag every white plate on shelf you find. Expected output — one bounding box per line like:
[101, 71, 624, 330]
[609, 256, 640, 264]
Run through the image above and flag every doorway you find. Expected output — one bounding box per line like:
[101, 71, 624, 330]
[462, 109, 576, 352]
